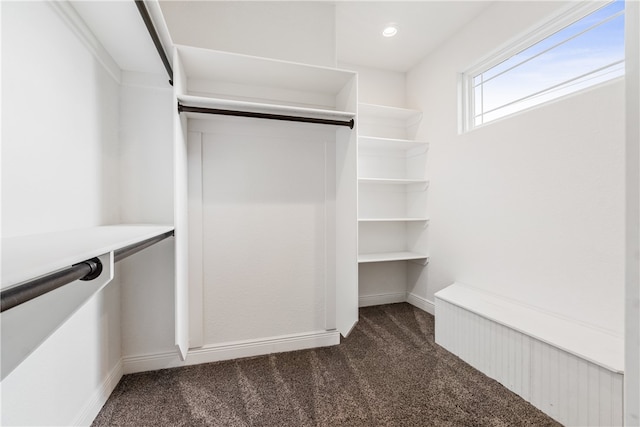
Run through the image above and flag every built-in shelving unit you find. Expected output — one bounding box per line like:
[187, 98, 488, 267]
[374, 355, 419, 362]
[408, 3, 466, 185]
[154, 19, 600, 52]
[357, 102, 429, 307]
[175, 45, 356, 123]
[173, 45, 359, 359]
[358, 136, 428, 151]
[359, 103, 423, 127]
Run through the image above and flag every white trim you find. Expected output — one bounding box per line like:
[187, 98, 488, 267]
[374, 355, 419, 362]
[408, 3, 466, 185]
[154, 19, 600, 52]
[467, 1, 610, 78]
[358, 292, 406, 307]
[122, 330, 340, 374]
[461, 0, 620, 132]
[73, 359, 123, 427]
[436, 282, 623, 373]
[406, 292, 435, 315]
[187, 131, 204, 348]
[464, 76, 624, 134]
[48, 1, 121, 84]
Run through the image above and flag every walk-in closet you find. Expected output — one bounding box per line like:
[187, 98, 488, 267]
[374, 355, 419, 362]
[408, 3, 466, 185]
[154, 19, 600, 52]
[1, 1, 638, 426]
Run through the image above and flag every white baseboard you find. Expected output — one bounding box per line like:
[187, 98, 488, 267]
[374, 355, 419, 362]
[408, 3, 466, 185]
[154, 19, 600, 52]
[123, 330, 340, 374]
[406, 292, 435, 315]
[357, 292, 435, 316]
[358, 292, 406, 307]
[73, 359, 123, 426]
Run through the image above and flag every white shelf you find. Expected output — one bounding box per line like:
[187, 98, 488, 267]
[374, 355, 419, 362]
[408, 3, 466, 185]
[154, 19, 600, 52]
[359, 103, 423, 124]
[177, 44, 355, 96]
[1, 224, 174, 289]
[358, 178, 429, 185]
[178, 94, 355, 123]
[359, 218, 429, 222]
[358, 252, 429, 263]
[358, 135, 428, 151]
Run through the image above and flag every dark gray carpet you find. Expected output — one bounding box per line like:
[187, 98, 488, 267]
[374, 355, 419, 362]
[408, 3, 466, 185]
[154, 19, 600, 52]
[93, 303, 560, 426]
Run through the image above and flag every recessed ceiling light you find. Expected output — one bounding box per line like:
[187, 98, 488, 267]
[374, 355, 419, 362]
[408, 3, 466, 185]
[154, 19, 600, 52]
[382, 25, 398, 38]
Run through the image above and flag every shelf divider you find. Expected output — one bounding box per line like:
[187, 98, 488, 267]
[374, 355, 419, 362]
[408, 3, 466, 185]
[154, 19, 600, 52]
[358, 135, 429, 151]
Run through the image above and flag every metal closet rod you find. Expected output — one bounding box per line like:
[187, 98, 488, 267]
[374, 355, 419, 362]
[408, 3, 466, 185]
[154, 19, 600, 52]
[178, 103, 355, 129]
[134, 0, 173, 86]
[0, 231, 174, 313]
[133, 0, 354, 129]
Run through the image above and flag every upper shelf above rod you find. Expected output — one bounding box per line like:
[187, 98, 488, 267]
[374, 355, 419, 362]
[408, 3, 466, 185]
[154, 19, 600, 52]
[178, 96, 355, 129]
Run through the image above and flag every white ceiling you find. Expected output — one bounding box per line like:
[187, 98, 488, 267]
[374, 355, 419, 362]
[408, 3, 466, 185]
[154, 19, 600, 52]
[71, 1, 494, 75]
[335, 1, 493, 72]
[71, 0, 166, 75]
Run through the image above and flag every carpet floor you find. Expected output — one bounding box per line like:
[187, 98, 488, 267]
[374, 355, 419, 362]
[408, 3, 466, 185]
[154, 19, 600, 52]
[93, 303, 561, 426]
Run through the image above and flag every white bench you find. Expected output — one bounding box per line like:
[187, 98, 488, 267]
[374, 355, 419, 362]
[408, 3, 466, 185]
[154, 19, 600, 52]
[435, 282, 623, 426]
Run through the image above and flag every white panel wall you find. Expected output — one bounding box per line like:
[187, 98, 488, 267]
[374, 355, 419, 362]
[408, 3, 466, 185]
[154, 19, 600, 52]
[407, 1, 625, 336]
[347, 63, 431, 311]
[193, 117, 331, 344]
[1, 2, 122, 425]
[436, 299, 624, 426]
[159, 2, 336, 68]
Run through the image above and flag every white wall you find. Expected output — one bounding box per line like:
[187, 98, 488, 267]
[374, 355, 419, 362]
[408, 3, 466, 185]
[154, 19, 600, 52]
[1, 3, 120, 237]
[192, 118, 332, 344]
[1, 1, 122, 425]
[407, 1, 625, 336]
[159, 1, 336, 68]
[338, 62, 405, 108]
[625, 0, 640, 423]
[118, 72, 176, 359]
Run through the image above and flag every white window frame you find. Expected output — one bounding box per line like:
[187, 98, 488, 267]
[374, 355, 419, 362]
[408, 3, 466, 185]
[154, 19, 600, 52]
[460, 1, 624, 133]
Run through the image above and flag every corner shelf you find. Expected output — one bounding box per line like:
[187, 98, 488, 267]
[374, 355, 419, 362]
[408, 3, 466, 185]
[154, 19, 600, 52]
[358, 135, 429, 151]
[359, 103, 423, 126]
[358, 252, 429, 264]
[357, 99, 429, 305]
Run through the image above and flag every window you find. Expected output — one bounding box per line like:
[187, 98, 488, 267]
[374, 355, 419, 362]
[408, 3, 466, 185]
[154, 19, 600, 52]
[463, 0, 625, 130]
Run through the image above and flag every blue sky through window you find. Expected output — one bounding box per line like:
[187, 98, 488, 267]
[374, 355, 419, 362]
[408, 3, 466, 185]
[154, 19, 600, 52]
[473, 0, 625, 126]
